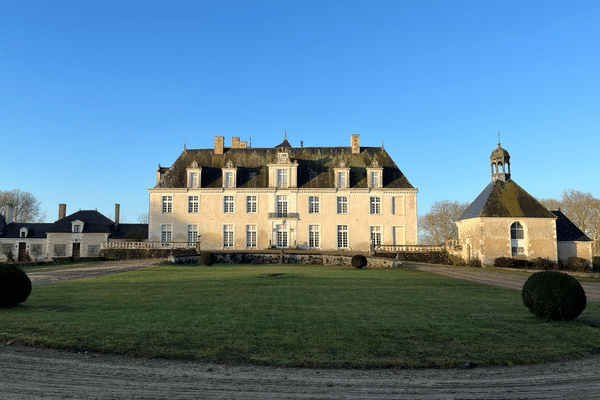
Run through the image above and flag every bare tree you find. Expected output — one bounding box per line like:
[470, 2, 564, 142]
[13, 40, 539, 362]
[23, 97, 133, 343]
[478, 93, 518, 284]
[418, 200, 470, 245]
[0, 189, 46, 223]
[137, 212, 149, 224]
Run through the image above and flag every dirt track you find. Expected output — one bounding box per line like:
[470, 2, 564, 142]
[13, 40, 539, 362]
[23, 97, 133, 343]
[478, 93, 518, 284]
[2, 260, 598, 399]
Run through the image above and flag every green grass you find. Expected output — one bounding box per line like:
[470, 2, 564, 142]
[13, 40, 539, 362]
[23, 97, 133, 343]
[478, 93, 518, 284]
[2, 263, 599, 368]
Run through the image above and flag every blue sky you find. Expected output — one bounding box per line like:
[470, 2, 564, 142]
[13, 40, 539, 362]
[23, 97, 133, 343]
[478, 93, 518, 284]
[2, 0, 599, 223]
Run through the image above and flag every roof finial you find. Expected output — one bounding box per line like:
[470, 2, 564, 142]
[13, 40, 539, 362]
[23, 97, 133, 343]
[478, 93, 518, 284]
[284, 131, 287, 140]
[497, 131, 501, 146]
[184, 139, 186, 150]
[381, 139, 384, 149]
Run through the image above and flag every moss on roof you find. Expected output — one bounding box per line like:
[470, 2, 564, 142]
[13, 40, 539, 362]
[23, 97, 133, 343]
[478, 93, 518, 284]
[155, 146, 414, 189]
[459, 179, 556, 220]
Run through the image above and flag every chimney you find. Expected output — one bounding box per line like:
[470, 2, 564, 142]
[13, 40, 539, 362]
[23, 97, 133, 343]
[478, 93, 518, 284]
[115, 204, 120, 225]
[239, 141, 247, 148]
[58, 204, 67, 220]
[5, 204, 14, 224]
[300, 141, 303, 148]
[214, 136, 224, 155]
[232, 137, 240, 148]
[351, 134, 360, 154]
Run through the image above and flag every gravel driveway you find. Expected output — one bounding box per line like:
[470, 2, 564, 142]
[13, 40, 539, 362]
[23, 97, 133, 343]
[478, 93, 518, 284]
[2, 260, 598, 399]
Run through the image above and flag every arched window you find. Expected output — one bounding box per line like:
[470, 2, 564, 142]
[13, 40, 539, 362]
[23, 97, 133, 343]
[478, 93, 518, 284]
[510, 222, 525, 256]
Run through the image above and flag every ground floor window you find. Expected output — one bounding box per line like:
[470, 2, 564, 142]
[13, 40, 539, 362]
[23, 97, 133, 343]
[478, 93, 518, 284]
[223, 224, 234, 248]
[54, 244, 66, 257]
[308, 225, 320, 248]
[337, 225, 348, 249]
[370, 226, 382, 246]
[511, 221, 525, 256]
[161, 224, 172, 242]
[187, 224, 198, 243]
[246, 224, 257, 248]
[276, 224, 288, 248]
[88, 245, 100, 257]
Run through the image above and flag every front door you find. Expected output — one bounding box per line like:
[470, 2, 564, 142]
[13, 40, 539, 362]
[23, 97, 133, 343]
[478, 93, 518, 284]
[18, 242, 27, 262]
[72, 243, 81, 259]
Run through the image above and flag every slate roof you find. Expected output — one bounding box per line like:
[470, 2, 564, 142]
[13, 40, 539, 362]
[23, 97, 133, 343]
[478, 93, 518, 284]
[48, 210, 114, 234]
[113, 224, 149, 240]
[0, 223, 54, 239]
[551, 210, 592, 242]
[458, 179, 557, 221]
[155, 144, 414, 190]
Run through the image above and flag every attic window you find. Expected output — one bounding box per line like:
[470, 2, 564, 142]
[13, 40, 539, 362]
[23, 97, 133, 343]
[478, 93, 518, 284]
[20, 228, 28, 238]
[71, 220, 84, 233]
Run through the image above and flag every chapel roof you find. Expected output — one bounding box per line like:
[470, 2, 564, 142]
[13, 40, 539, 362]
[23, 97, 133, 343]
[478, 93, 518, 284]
[551, 210, 592, 242]
[458, 179, 557, 221]
[490, 143, 510, 159]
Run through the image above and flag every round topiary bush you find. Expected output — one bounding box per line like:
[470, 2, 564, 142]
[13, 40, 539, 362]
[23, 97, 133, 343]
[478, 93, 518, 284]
[0, 264, 32, 308]
[351, 254, 367, 269]
[522, 271, 586, 321]
[198, 252, 216, 266]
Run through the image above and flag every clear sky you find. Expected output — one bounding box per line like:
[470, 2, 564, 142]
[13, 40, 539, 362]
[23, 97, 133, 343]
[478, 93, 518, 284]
[2, 0, 599, 223]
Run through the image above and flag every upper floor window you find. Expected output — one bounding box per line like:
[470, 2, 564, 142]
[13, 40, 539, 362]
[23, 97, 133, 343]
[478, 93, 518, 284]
[369, 171, 380, 188]
[337, 196, 348, 214]
[187, 161, 201, 188]
[277, 195, 288, 216]
[308, 196, 320, 214]
[277, 168, 288, 188]
[246, 195, 258, 213]
[71, 220, 84, 233]
[73, 225, 81, 233]
[337, 172, 348, 188]
[223, 195, 235, 213]
[370, 196, 381, 214]
[189, 172, 198, 188]
[162, 196, 173, 213]
[188, 196, 199, 213]
[224, 172, 234, 188]
[367, 160, 383, 189]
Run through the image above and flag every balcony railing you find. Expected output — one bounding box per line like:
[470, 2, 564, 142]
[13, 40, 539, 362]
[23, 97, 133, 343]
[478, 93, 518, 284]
[101, 241, 200, 250]
[268, 212, 300, 219]
[371, 244, 447, 253]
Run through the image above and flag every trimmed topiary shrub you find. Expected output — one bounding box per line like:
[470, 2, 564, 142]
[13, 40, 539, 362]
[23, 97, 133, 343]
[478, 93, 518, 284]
[448, 254, 466, 266]
[565, 256, 591, 273]
[199, 252, 216, 266]
[351, 254, 368, 269]
[0, 264, 32, 308]
[522, 271, 587, 321]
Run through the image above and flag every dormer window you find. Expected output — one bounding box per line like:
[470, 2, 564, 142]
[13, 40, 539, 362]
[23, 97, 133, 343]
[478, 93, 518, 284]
[71, 220, 84, 233]
[222, 160, 237, 189]
[186, 161, 202, 188]
[268, 150, 298, 188]
[366, 160, 383, 189]
[19, 228, 28, 238]
[334, 161, 350, 189]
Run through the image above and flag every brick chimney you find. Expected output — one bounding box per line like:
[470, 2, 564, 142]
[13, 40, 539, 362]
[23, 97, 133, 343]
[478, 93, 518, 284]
[351, 134, 360, 154]
[58, 204, 67, 220]
[214, 136, 224, 155]
[115, 204, 120, 225]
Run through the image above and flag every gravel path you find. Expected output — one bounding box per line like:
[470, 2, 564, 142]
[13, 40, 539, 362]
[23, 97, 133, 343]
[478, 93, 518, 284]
[3, 260, 598, 399]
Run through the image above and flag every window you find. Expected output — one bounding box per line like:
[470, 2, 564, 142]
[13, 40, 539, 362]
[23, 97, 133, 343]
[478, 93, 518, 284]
[277, 195, 288, 216]
[369, 171, 380, 188]
[393, 196, 405, 215]
[246, 195, 257, 213]
[370, 226, 382, 246]
[308, 196, 320, 214]
[337, 196, 348, 214]
[188, 196, 199, 213]
[21, 231, 26, 237]
[161, 224, 172, 242]
[223, 195, 235, 213]
[511, 222, 525, 256]
[73, 225, 81, 233]
[246, 224, 257, 248]
[337, 225, 349, 249]
[337, 171, 347, 188]
[187, 224, 198, 243]
[224, 171, 234, 188]
[54, 244, 66, 257]
[189, 172, 198, 188]
[223, 224, 234, 248]
[162, 196, 173, 213]
[370, 196, 381, 214]
[276, 224, 288, 248]
[309, 225, 320, 248]
[88, 245, 100, 257]
[277, 168, 288, 188]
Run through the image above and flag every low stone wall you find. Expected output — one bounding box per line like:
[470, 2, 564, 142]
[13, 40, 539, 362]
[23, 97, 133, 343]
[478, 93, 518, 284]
[169, 252, 402, 268]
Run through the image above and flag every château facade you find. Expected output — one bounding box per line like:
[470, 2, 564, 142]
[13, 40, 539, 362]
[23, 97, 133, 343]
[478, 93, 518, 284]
[148, 134, 418, 251]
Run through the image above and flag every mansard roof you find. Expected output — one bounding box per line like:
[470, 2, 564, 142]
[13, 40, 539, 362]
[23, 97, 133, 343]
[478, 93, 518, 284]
[458, 179, 556, 221]
[551, 210, 592, 242]
[154, 145, 414, 189]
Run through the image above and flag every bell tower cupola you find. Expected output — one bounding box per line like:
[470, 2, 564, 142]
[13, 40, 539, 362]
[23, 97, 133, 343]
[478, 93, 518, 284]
[490, 137, 511, 182]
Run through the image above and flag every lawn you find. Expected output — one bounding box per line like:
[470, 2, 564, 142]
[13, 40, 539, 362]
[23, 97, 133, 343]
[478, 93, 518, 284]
[1, 263, 599, 368]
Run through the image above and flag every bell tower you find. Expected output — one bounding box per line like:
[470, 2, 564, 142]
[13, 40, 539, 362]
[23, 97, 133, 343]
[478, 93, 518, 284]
[490, 136, 511, 182]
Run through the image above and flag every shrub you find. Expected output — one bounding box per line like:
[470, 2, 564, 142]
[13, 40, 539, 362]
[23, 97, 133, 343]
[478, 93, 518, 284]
[467, 259, 482, 268]
[522, 271, 586, 321]
[0, 264, 32, 308]
[448, 254, 466, 266]
[4, 250, 14, 262]
[565, 256, 591, 273]
[493, 257, 515, 269]
[351, 254, 368, 269]
[530, 257, 556, 271]
[199, 252, 216, 266]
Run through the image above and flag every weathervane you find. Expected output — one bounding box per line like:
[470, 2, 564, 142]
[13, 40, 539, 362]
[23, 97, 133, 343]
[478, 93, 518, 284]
[497, 131, 501, 145]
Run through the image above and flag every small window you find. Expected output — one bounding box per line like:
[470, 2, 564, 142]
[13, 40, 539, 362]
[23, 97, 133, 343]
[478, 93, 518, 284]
[308, 196, 320, 214]
[337, 196, 348, 214]
[73, 225, 81, 233]
[162, 196, 173, 213]
[188, 196, 199, 213]
[337, 172, 347, 188]
[223, 196, 235, 213]
[370, 197, 381, 214]
[189, 172, 198, 188]
[246, 195, 257, 213]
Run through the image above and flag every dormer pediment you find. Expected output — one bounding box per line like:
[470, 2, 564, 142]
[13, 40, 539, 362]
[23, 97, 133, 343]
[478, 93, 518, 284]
[19, 227, 28, 238]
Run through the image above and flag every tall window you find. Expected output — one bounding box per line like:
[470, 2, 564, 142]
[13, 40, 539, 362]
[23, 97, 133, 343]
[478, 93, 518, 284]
[369, 171, 380, 188]
[223, 195, 235, 213]
[246, 224, 257, 248]
[223, 224, 234, 248]
[246, 195, 257, 213]
[161, 224, 172, 242]
[276, 224, 288, 248]
[370, 226, 382, 246]
[309, 196, 320, 214]
[188, 196, 199, 213]
[224, 172, 234, 188]
[187, 224, 198, 243]
[370, 196, 381, 214]
[189, 172, 198, 188]
[337, 225, 349, 249]
[511, 222, 525, 256]
[309, 225, 320, 249]
[337, 172, 347, 188]
[337, 196, 348, 214]
[162, 196, 173, 213]
[277, 168, 288, 188]
[277, 195, 288, 216]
